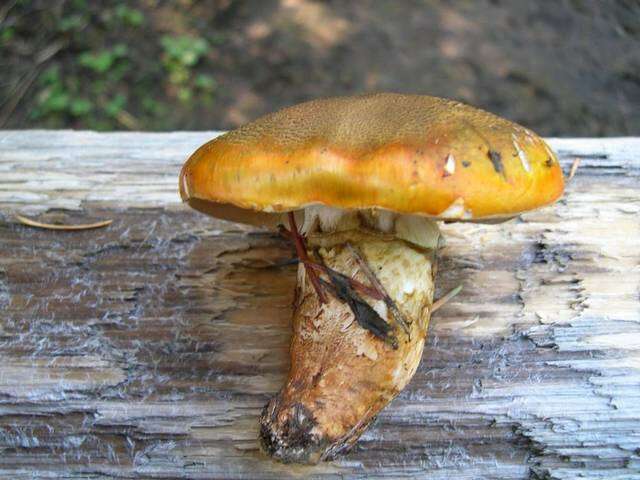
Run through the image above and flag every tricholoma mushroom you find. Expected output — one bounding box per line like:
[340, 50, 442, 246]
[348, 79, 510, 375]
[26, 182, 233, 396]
[179, 93, 564, 463]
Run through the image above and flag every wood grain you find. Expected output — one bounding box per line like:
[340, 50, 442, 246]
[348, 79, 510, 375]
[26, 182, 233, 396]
[0, 131, 639, 479]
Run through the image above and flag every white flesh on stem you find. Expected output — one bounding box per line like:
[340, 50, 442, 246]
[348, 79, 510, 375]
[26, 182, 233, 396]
[260, 207, 439, 463]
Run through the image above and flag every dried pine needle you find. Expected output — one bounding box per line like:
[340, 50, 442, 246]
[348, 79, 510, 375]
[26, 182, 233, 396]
[568, 158, 581, 180]
[431, 284, 463, 313]
[15, 214, 113, 231]
[345, 242, 411, 336]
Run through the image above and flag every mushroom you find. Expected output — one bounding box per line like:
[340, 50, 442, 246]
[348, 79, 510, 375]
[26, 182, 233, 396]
[179, 93, 564, 464]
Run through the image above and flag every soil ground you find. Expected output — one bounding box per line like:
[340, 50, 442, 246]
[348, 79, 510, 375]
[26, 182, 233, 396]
[1, 0, 639, 135]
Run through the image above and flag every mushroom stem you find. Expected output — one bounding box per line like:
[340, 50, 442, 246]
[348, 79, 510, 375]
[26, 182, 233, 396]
[260, 227, 437, 463]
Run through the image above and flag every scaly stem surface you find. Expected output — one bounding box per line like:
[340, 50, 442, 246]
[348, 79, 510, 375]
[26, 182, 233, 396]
[260, 227, 437, 463]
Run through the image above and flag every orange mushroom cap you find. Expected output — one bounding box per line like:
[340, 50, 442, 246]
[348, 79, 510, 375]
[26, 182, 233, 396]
[179, 93, 564, 222]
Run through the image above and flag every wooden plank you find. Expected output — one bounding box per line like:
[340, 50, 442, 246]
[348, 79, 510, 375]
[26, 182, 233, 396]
[0, 131, 639, 479]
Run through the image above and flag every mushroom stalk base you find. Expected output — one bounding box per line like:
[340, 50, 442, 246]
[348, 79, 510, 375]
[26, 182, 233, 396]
[260, 228, 437, 463]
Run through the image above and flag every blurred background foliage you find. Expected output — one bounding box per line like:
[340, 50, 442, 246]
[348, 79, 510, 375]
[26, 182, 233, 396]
[1, 0, 639, 134]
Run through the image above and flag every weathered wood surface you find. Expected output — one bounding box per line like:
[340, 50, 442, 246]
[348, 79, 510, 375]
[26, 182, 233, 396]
[0, 131, 639, 479]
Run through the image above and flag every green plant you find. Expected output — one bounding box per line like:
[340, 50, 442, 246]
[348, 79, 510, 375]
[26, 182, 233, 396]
[103, 93, 127, 118]
[32, 41, 133, 126]
[79, 44, 128, 74]
[113, 5, 144, 27]
[57, 13, 87, 32]
[32, 66, 93, 119]
[160, 35, 211, 103]
[1, 26, 15, 42]
[194, 73, 217, 92]
[161, 35, 209, 70]
[7, 1, 220, 130]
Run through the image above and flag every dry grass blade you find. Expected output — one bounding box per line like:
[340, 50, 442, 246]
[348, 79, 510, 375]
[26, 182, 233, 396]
[431, 284, 463, 313]
[15, 214, 113, 231]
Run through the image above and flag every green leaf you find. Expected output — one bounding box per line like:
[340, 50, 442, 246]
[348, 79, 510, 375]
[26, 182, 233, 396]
[70, 98, 93, 116]
[40, 66, 61, 85]
[115, 5, 144, 27]
[79, 45, 128, 73]
[168, 67, 188, 85]
[58, 14, 85, 32]
[104, 93, 127, 117]
[141, 97, 158, 113]
[1, 27, 15, 42]
[79, 51, 115, 73]
[141, 97, 168, 116]
[177, 87, 192, 103]
[195, 74, 217, 91]
[112, 43, 128, 57]
[44, 90, 71, 112]
[161, 35, 209, 68]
